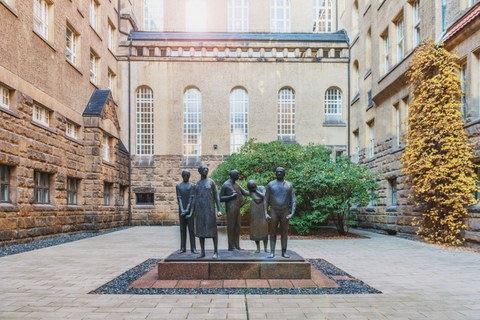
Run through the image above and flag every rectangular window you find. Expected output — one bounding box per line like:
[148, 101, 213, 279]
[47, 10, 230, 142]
[389, 179, 397, 206]
[67, 177, 78, 205]
[476, 167, 480, 201]
[270, 0, 290, 32]
[0, 85, 10, 110]
[66, 121, 79, 139]
[33, 104, 51, 127]
[382, 30, 390, 74]
[228, 0, 249, 32]
[103, 135, 111, 162]
[412, 0, 420, 47]
[144, 0, 164, 31]
[103, 182, 113, 206]
[313, 0, 333, 32]
[119, 185, 126, 206]
[136, 193, 154, 205]
[66, 25, 78, 65]
[368, 121, 375, 158]
[186, 0, 207, 32]
[90, 0, 99, 30]
[396, 14, 404, 62]
[394, 104, 401, 148]
[108, 21, 115, 50]
[108, 69, 115, 98]
[352, 130, 360, 163]
[33, 0, 50, 39]
[0, 165, 11, 203]
[34, 171, 50, 204]
[461, 62, 467, 119]
[277, 88, 296, 142]
[90, 50, 99, 84]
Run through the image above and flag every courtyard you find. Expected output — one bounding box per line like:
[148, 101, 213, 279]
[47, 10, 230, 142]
[0, 227, 479, 320]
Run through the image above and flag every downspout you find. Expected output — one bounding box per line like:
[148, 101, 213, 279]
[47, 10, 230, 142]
[347, 32, 351, 158]
[127, 36, 133, 226]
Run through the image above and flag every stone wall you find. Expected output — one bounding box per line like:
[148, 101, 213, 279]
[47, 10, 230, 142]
[0, 91, 129, 245]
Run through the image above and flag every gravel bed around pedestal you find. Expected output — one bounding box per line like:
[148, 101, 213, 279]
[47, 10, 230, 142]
[90, 258, 381, 295]
[0, 227, 129, 257]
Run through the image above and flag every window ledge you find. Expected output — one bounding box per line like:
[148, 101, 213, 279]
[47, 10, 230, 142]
[351, 92, 360, 105]
[386, 206, 397, 212]
[323, 122, 346, 127]
[33, 204, 57, 211]
[108, 48, 117, 59]
[391, 146, 405, 154]
[102, 160, 115, 167]
[363, 2, 371, 15]
[90, 25, 103, 42]
[32, 120, 57, 134]
[135, 204, 155, 208]
[364, 68, 372, 80]
[0, 0, 18, 17]
[0, 106, 20, 118]
[464, 117, 480, 129]
[66, 59, 83, 75]
[66, 135, 84, 146]
[350, 34, 360, 47]
[66, 205, 83, 210]
[0, 202, 18, 211]
[377, 49, 415, 85]
[32, 30, 56, 52]
[378, 0, 387, 10]
[77, 8, 84, 18]
[90, 80, 99, 89]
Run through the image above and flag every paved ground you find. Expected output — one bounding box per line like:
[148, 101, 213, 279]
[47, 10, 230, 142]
[0, 226, 479, 320]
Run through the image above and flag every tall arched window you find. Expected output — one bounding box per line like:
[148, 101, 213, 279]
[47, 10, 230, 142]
[184, 88, 202, 164]
[313, 0, 333, 32]
[230, 88, 249, 153]
[228, 0, 249, 32]
[271, 0, 290, 32]
[136, 86, 154, 155]
[352, 0, 359, 35]
[325, 87, 342, 124]
[277, 87, 295, 142]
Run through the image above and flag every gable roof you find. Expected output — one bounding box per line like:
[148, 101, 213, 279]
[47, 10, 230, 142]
[83, 90, 112, 116]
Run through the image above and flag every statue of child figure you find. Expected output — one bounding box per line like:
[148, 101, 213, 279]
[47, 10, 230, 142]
[247, 180, 269, 253]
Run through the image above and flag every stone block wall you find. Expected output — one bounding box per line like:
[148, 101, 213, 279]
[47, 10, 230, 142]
[0, 91, 129, 245]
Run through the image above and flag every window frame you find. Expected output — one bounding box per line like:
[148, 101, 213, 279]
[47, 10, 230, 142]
[313, 0, 333, 32]
[66, 120, 79, 139]
[228, 0, 249, 32]
[90, 0, 99, 31]
[0, 164, 11, 203]
[412, 0, 421, 47]
[230, 87, 249, 153]
[325, 87, 343, 124]
[33, 0, 50, 40]
[136, 86, 154, 156]
[33, 104, 51, 127]
[66, 24, 78, 66]
[277, 87, 296, 142]
[103, 182, 113, 206]
[461, 62, 467, 119]
[144, 0, 164, 31]
[368, 121, 375, 159]
[0, 84, 10, 110]
[89, 49, 99, 84]
[136, 193, 154, 206]
[66, 177, 78, 205]
[396, 14, 405, 62]
[270, 0, 291, 33]
[183, 88, 202, 164]
[107, 20, 115, 51]
[382, 29, 390, 74]
[103, 134, 111, 162]
[34, 171, 50, 204]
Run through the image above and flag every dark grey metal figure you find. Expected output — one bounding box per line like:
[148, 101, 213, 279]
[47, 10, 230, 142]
[247, 180, 268, 253]
[264, 167, 296, 258]
[175, 170, 197, 254]
[193, 164, 222, 259]
[220, 170, 249, 251]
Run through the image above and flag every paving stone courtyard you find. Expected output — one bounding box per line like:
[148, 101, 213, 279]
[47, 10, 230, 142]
[0, 226, 479, 320]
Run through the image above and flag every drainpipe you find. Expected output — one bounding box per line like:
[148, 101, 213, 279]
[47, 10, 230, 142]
[127, 36, 133, 226]
[347, 32, 351, 158]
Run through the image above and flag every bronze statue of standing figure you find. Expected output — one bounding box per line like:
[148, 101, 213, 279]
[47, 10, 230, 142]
[264, 167, 296, 258]
[193, 164, 222, 259]
[175, 170, 197, 254]
[247, 180, 269, 253]
[220, 170, 249, 251]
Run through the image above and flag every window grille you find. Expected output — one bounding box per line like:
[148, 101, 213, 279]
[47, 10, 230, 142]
[230, 88, 248, 153]
[277, 88, 295, 142]
[271, 0, 290, 32]
[183, 88, 202, 164]
[136, 87, 154, 156]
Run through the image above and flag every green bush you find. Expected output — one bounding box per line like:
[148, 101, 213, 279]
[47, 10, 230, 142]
[211, 140, 377, 235]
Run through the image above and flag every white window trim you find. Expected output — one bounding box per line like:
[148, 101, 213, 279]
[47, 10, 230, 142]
[136, 87, 154, 156]
[394, 105, 401, 148]
[313, 0, 333, 32]
[66, 121, 78, 139]
[90, 0, 99, 30]
[33, 0, 49, 39]
[66, 25, 78, 65]
[413, 0, 421, 47]
[183, 88, 202, 162]
[33, 104, 50, 127]
[325, 88, 342, 123]
[368, 122, 375, 158]
[103, 135, 111, 162]
[230, 88, 249, 153]
[383, 31, 390, 74]
[277, 88, 295, 141]
[90, 50, 98, 84]
[108, 22, 114, 50]
[144, 0, 164, 31]
[0, 85, 10, 110]
[396, 15, 405, 62]
[270, 0, 291, 33]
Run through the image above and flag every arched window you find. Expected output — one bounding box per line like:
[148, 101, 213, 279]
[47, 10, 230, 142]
[230, 88, 248, 153]
[271, 0, 290, 32]
[313, 0, 333, 32]
[325, 87, 342, 124]
[352, 0, 359, 35]
[277, 87, 295, 142]
[228, 0, 249, 32]
[184, 88, 202, 164]
[136, 86, 154, 156]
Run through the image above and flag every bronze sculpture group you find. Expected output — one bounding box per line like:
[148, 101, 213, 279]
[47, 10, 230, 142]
[176, 165, 296, 259]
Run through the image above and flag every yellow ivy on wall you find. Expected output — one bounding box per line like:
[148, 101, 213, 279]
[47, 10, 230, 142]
[402, 40, 476, 245]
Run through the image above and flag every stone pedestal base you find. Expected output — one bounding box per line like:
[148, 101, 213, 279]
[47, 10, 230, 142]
[158, 250, 311, 280]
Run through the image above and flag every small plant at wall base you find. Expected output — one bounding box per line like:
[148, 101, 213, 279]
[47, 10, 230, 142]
[211, 140, 378, 235]
[402, 40, 476, 245]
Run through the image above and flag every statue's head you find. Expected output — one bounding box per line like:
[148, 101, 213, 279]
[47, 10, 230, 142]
[198, 164, 209, 177]
[229, 170, 239, 181]
[247, 180, 257, 192]
[181, 170, 190, 182]
[275, 167, 285, 180]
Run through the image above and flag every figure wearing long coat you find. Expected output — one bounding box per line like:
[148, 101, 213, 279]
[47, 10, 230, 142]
[194, 177, 220, 238]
